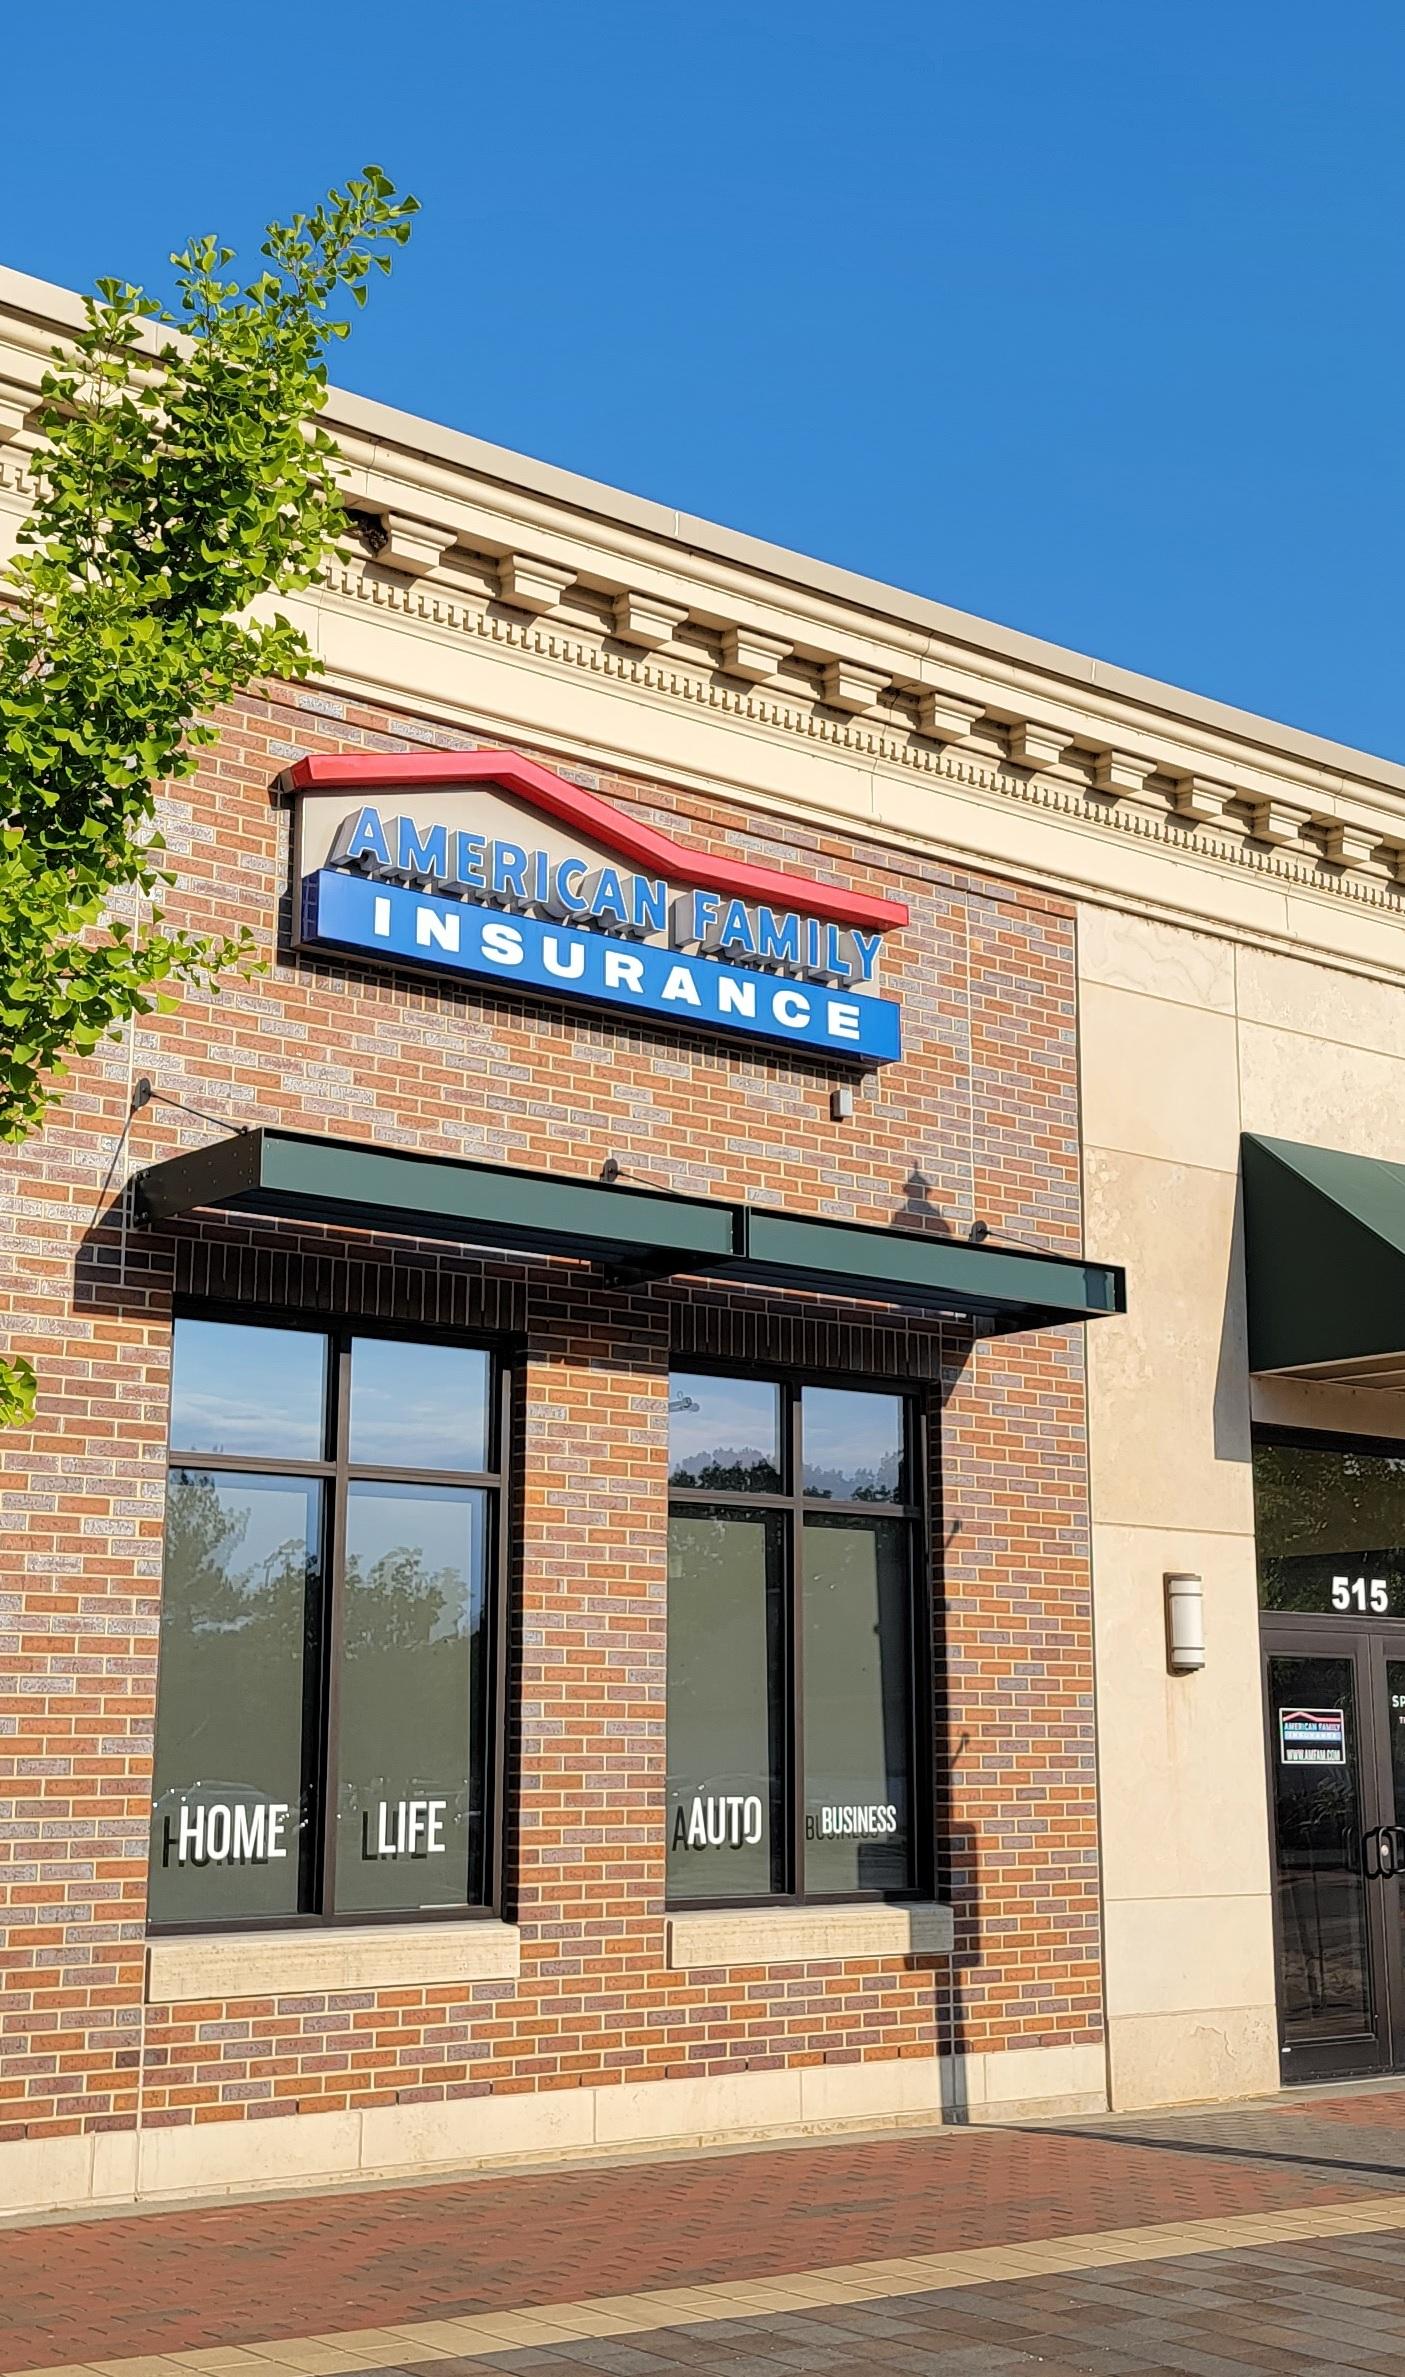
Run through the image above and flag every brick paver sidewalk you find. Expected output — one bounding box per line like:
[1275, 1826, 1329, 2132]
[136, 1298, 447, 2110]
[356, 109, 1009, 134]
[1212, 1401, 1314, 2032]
[4, 2087, 1405, 2374]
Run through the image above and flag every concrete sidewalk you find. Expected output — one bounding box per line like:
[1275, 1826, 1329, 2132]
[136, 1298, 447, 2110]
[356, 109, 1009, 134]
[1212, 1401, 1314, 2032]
[6, 2086, 1405, 2376]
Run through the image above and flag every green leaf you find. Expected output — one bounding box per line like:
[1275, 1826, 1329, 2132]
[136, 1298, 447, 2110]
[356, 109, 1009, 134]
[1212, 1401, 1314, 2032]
[0, 1356, 36, 1429]
[0, 162, 416, 1421]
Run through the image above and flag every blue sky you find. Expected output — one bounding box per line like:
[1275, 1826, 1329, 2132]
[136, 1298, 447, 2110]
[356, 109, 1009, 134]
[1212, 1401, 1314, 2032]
[12, 4, 1403, 756]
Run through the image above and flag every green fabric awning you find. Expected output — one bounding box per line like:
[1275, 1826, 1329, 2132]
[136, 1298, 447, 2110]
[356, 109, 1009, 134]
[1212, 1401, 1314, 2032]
[134, 1128, 1125, 1334]
[1243, 1133, 1405, 1381]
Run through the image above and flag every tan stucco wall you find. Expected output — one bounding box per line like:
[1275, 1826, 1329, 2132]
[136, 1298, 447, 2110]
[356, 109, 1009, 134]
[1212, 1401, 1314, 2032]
[1079, 907, 1405, 2110]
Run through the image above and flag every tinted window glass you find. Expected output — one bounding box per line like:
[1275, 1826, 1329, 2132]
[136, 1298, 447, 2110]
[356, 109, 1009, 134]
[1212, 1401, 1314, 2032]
[1268, 1654, 1371, 2042]
[333, 1482, 489, 1913]
[169, 1320, 326, 1460]
[669, 1374, 781, 1493]
[348, 1339, 491, 1472]
[1255, 1440, 1405, 1616]
[667, 1510, 785, 1901]
[149, 1472, 321, 1924]
[665, 1370, 926, 1910]
[802, 1516, 913, 1893]
[802, 1387, 904, 1502]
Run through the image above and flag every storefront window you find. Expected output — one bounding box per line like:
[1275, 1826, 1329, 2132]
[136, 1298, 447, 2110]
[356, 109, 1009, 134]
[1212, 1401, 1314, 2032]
[1254, 1435, 1405, 1618]
[149, 1472, 321, 1925]
[666, 1508, 786, 1902]
[347, 1337, 490, 1471]
[802, 1515, 913, 1893]
[333, 1481, 489, 1915]
[149, 1319, 504, 1931]
[169, 1318, 327, 1461]
[802, 1386, 906, 1502]
[667, 1373, 782, 1492]
[666, 1371, 927, 1905]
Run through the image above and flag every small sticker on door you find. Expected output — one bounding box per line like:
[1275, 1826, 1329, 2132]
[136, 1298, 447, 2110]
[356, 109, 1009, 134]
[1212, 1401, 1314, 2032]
[1279, 1706, 1347, 1766]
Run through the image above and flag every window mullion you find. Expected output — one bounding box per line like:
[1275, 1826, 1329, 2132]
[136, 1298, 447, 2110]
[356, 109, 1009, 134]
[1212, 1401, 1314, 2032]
[487, 1361, 514, 1912]
[789, 1385, 805, 1903]
[318, 1331, 352, 1922]
[913, 1399, 934, 1903]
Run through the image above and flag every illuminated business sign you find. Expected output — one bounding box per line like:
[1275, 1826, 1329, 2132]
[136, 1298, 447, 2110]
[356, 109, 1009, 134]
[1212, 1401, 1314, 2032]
[287, 751, 907, 1063]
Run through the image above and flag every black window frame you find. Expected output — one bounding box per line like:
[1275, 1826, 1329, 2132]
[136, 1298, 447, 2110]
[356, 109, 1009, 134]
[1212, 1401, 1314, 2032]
[666, 1360, 934, 1910]
[149, 1303, 513, 1937]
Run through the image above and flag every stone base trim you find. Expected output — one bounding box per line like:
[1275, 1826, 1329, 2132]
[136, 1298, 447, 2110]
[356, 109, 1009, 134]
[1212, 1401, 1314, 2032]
[0, 2043, 1107, 2219]
[943, 2039, 1107, 2124]
[145, 1920, 521, 2005]
[665, 1903, 954, 1968]
[1106, 2005, 1280, 2113]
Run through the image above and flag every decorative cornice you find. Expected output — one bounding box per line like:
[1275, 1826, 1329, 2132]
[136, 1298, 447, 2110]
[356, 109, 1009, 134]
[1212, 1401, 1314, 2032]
[1323, 821, 1381, 871]
[915, 686, 984, 744]
[1249, 798, 1308, 847]
[1091, 748, 1153, 799]
[1, 263, 1401, 785]
[611, 590, 688, 649]
[720, 624, 790, 683]
[495, 552, 575, 615]
[1006, 721, 1069, 772]
[1172, 775, 1235, 823]
[376, 512, 458, 577]
[0, 453, 29, 506]
[822, 657, 889, 714]
[313, 556, 1405, 924]
[3, 267, 1405, 939]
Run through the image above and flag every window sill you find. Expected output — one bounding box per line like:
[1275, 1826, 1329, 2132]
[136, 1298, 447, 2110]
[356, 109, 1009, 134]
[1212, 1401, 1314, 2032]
[665, 1902, 953, 1970]
[145, 1919, 520, 2005]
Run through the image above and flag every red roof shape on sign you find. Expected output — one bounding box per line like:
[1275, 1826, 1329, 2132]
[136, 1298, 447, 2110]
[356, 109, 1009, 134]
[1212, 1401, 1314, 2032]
[286, 749, 909, 933]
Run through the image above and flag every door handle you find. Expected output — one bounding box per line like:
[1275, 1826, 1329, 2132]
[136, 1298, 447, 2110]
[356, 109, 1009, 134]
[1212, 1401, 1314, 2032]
[1363, 1826, 1405, 1879]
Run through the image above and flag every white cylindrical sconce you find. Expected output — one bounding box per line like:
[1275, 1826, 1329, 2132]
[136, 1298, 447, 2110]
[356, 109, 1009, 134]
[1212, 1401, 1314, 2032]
[1165, 1572, 1205, 1673]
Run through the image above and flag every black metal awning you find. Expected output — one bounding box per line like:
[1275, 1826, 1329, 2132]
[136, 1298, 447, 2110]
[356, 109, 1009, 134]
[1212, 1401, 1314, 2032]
[134, 1129, 1125, 1333]
[1243, 1132, 1405, 1382]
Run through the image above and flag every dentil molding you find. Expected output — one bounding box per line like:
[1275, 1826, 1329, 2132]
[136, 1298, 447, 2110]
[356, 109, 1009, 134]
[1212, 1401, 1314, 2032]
[3, 278, 1405, 927]
[310, 552, 1405, 924]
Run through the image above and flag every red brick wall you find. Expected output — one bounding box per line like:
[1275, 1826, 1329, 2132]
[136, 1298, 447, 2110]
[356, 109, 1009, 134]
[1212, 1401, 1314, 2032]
[0, 683, 1098, 2150]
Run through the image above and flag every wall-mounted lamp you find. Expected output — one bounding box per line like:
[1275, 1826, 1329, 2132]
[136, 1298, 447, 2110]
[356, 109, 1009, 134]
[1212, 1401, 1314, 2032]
[1165, 1572, 1205, 1673]
[830, 1086, 854, 1121]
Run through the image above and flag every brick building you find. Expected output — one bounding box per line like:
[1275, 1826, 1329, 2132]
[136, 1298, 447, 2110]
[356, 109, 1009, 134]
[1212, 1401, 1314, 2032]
[8, 258, 1405, 2216]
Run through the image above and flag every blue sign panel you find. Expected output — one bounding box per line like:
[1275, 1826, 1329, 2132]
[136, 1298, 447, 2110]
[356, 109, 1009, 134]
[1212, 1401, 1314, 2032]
[302, 870, 902, 1063]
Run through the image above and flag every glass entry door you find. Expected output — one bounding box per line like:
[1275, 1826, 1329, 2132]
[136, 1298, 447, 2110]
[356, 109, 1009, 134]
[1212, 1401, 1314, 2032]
[1254, 1429, 1405, 2080]
[1265, 1638, 1383, 2078]
[1263, 1630, 1405, 2081]
[1377, 1653, 1405, 2061]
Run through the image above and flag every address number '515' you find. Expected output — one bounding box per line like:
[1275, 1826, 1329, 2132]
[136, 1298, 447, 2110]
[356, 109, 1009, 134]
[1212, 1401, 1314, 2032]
[1332, 1575, 1390, 1613]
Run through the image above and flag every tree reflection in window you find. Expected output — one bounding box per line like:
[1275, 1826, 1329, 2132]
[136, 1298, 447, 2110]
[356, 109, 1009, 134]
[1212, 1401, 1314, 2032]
[1255, 1438, 1405, 1614]
[334, 1482, 487, 1913]
[148, 1319, 505, 1930]
[668, 1375, 782, 1494]
[667, 1369, 925, 1906]
[149, 1469, 321, 1924]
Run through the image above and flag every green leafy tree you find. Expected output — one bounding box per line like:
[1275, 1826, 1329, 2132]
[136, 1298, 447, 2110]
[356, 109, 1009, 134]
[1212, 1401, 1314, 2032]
[0, 167, 418, 1426]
